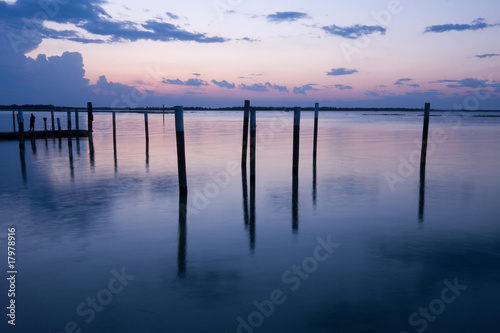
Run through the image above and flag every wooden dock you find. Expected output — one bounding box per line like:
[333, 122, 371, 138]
[0, 130, 90, 140]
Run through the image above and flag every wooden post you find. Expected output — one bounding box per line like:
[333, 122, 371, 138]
[250, 107, 256, 183]
[51, 109, 55, 131]
[144, 111, 149, 144]
[420, 103, 431, 171]
[112, 111, 117, 140]
[313, 103, 319, 160]
[175, 106, 188, 195]
[18, 109, 24, 148]
[241, 100, 250, 168]
[57, 118, 61, 132]
[162, 104, 165, 125]
[67, 109, 72, 145]
[87, 102, 93, 133]
[113, 111, 117, 170]
[12, 111, 16, 132]
[75, 109, 79, 130]
[292, 107, 301, 175]
[43, 117, 47, 131]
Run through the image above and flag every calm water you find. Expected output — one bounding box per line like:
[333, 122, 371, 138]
[1, 110, 500, 333]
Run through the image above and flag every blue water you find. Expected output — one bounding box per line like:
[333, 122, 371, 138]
[1, 110, 500, 333]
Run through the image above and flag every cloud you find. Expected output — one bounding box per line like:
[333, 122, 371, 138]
[332, 84, 353, 90]
[192, 73, 201, 77]
[237, 37, 260, 42]
[267, 11, 309, 23]
[0, 0, 228, 53]
[327, 68, 358, 76]
[265, 82, 289, 93]
[162, 78, 209, 86]
[376, 85, 387, 88]
[322, 24, 386, 39]
[394, 78, 413, 86]
[430, 78, 499, 90]
[424, 18, 498, 33]
[166, 12, 179, 20]
[239, 83, 269, 92]
[238, 82, 288, 93]
[475, 53, 500, 59]
[211, 80, 236, 89]
[407, 84, 420, 88]
[293, 84, 320, 95]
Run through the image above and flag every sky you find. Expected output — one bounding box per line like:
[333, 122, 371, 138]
[0, 0, 499, 108]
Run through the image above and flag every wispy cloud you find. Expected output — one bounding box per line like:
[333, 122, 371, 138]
[394, 78, 413, 86]
[267, 11, 309, 23]
[407, 84, 420, 88]
[166, 12, 179, 20]
[322, 24, 386, 39]
[237, 37, 260, 42]
[293, 84, 319, 95]
[430, 78, 499, 89]
[327, 68, 358, 76]
[332, 84, 353, 90]
[475, 53, 500, 59]
[162, 78, 209, 86]
[424, 18, 498, 33]
[211, 80, 236, 89]
[239, 83, 268, 92]
[238, 82, 289, 93]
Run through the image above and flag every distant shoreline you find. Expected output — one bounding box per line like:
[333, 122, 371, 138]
[0, 104, 499, 112]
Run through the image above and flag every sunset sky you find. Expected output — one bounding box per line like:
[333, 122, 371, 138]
[1, 0, 499, 108]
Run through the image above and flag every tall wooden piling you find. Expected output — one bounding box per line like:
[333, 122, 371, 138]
[144, 111, 149, 144]
[250, 107, 256, 183]
[75, 109, 79, 130]
[175, 106, 188, 195]
[67, 110, 72, 145]
[292, 107, 301, 175]
[420, 103, 431, 171]
[51, 109, 55, 131]
[113, 111, 117, 170]
[18, 109, 24, 148]
[43, 118, 47, 131]
[57, 118, 61, 132]
[12, 111, 16, 132]
[241, 100, 250, 168]
[313, 103, 319, 160]
[87, 102, 93, 133]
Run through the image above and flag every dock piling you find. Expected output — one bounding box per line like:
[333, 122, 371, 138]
[18, 109, 24, 148]
[57, 118, 61, 132]
[241, 100, 250, 168]
[313, 103, 319, 160]
[292, 107, 301, 175]
[51, 109, 55, 131]
[75, 109, 79, 130]
[250, 107, 256, 183]
[67, 110, 72, 145]
[420, 103, 431, 171]
[174, 106, 188, 195]
[43, 118, 47, 131]
[87, 102, 93, 133]
[12, 111, 16, 132]
[144, 111, 149, 145]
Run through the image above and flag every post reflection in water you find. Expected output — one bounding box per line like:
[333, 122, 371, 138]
[30, 138, 37, 155]
[19, 144, 27, 183]
[418, 165, 426, 223]
[68, 139, 75, 180]
[178, 193, 188, 278]
[292, 172, 299, 233]
[89, 137, 95, 170]
[312, 156, 317, 208]
[241, 166, 249, 228]
[249, 169, 256, 253]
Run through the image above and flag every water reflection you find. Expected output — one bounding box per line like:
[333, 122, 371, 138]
[178, 193, 187, 278]
[313, 155, 317, 208]
[418, 164, 426, 223]
[292, 172, 299, 233]
[19, 144, 27, 183]
[249, 168, 256, 253]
